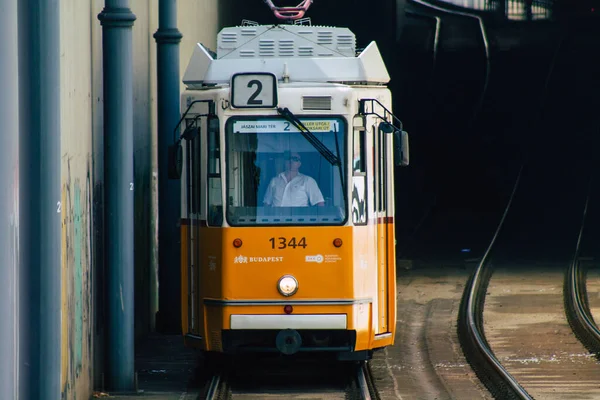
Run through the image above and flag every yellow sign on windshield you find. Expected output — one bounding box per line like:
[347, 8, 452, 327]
[300, 121, 332, 132]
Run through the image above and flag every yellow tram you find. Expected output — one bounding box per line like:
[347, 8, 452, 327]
[172, 22, 409, 360]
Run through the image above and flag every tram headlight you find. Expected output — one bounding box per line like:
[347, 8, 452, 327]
[277, 275, 298, 297]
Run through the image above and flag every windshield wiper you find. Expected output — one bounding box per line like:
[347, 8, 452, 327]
[277, 107, 340, 166]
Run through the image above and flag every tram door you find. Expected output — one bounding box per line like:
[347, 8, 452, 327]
[184, 121, 202, 336]
[374, 123, 390, 334]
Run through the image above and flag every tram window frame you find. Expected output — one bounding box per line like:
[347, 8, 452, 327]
[373, 124, 387, 213]
[207, 116, 223, 226]
[224, 115, 348, 227]
[185, 119, 202, 215]
[352, 123, 368, 226]
[353, 127, 366, 175]
[379, 129, 389, 212]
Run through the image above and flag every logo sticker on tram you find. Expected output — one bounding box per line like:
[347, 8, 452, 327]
[234, 255, 249, 264]
[305, 254, 324, 263]
[208, 255, 217, 271]
[306, 254, 342, 263]
[324, 254, 342, 263]
[234, 255, 284, 264]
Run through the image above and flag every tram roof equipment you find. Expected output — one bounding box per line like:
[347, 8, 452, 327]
[182, 24, 390, 89]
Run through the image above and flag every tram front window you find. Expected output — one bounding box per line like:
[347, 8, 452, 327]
[225, 116, 347, 226]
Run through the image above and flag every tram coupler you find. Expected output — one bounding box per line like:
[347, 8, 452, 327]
[275, 329, 302, 355]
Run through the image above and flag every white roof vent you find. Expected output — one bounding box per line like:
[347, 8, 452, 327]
[216, 25, 356, 59]
[183, 25, 390, 87]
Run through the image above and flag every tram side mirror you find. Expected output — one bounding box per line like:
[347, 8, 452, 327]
[168, 143, 183, 179]
[379, 121, 394, 134]
[394, 130, 409, 167]
[181, 126, 200, 141]
[169, 126, 200, 180]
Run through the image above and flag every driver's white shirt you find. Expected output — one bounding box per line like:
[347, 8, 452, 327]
[263, 172, 324, 207]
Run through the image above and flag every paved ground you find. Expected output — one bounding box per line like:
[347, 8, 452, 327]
[485, 265, 600, 400]
[370, 263, 492, 400]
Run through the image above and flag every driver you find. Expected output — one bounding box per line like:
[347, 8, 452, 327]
[263, 151, 325, 207]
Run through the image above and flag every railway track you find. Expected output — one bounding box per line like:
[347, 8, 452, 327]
[371, 264, 493, 399]
[564, 187, 600, 357]
[201, 355, 378, 400]
[457, 18, 600, 400]
[456, 127, 600, 397]
[456, 168, 531, 400]
[456, 171, 600, 400]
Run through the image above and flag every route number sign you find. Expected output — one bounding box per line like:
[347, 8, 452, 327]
[231, 73, 278, 108]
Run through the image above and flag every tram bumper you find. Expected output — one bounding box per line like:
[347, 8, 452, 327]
[203, 301, 372, 358]
[221, 314, 356, 355]
[230, 314, 347, 330]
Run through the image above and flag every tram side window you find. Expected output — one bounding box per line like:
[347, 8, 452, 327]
[353, 128, 365, 175]
[372, 124, 387, 213]
[185, 119, 201, 214]
[375, 124, 387, 213]
[381, 128, 387, 212]
[207, 117, 223, 226]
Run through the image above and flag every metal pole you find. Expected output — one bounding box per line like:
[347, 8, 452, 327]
[0, 0, 19, 398]
[154, 0, 182, 333]
[524, 0, 533, 21]
[98, 0, 136, 391]
[496, 0, 507, 19]
[17, 0, 61, 398]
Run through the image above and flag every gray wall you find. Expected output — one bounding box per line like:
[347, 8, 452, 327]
[57, 0, 223, 397]
[0, 1, 19, 399]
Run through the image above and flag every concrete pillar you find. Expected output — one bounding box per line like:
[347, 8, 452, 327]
[17, 0, 62, 397]
[0, 0, 19, 398]
[98, 0, 137, 391]
[154, 0, 183, 333]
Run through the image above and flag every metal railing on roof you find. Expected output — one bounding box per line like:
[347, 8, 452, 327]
[431, 0, 553, 20]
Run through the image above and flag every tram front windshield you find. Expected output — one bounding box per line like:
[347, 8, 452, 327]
[225, 116, 347, 226]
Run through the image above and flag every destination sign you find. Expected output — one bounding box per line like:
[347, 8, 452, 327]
[233, 120, 339, 133]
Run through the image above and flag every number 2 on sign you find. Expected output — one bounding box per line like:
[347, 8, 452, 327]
[247, 80, 263, 105]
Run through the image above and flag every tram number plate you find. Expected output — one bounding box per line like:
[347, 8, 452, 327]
[269, 237, 307, 250]
[231, 73, 278, 108]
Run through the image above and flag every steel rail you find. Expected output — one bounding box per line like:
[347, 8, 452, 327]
[459, 164, 533, 399]
[357, 362, 373, 400]
[565, 176, 600, 352]
[404, 10, 441, 64]
[205, 361, 376, 399]
[568, 258, 600, 348]
[408, 0, 489, 67]
[408, 0, 490, 126]
[205, 375, 223, 400]
[433, 16, 441, 64]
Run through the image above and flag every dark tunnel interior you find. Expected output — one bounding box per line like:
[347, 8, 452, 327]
[222, 0, 600, 266]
